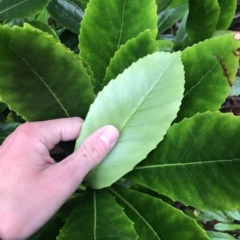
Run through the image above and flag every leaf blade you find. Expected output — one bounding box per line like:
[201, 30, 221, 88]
[186, 0, 220, 44]
[79, 0, 158, 92]
[57, 189, 138, 240]
[177, 33, 240, 122]
[0, 0, 51, 19]
[110, 185, 209, 240]
[75, 52, 185, 189]
[128, 112, 240, 211]
[0, 24, 95, 121]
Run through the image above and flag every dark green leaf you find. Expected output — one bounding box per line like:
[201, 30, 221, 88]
[79, 0, 158, 93]
[177, 33, 240, 122]
[103, 30, 157, 87]
[0, 122, 20, 144]
[0, 102, 7, 113]
[0, 0, 51, 20]
[57, 189, 138, 240]
[109, 185, 209, 240]
[167, 0, 189, 9]
[216, 0, 237, 30]
[174, 10, 189, 50]
[47, 0, 84, 34]
[156, 0, 173, 13]
[186, 0, 220, 44]
[28, 20, 59, 39]
[158, 3, 188, 34]
[75, 52, 184, 189]
[0, 24, 95, 121]
[128, 112, 240, 211]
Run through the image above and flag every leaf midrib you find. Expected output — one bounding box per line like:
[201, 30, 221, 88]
[109, 187, 160, 240]
[119, 54, 177, 133]
[0, 38, 70, 117]
[135, 158, 240, 169]
[0, 0, 29, 14]
[184, 41, 233, 97]
[117, 0, 126, 50]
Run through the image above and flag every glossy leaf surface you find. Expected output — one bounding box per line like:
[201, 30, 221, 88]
[110, 185, 209, 240]
[158, 3, 188, 34]
[0, 0, 51, 19]
[0, 25, 95, 121]
[75, 52, 185, 189]
[216, 0, 237, 30]
[0, 122, 20, 144]
[128, 112, 240, 211]
[47, 0, 84, 34]
[57, 189, 138, 240]
[167, 0, 189, 9]
[79, 0, 158, 92]
[177, 33, 240, 122]
[156, 0, 173, 13]
[186, 0, 220, 44]
[103, 30, 157, 87]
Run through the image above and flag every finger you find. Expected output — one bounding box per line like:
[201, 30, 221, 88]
[43, 125, 119, 196]
[12, 117, 83, 151]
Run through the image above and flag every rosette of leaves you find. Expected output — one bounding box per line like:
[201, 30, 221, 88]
[0, 0, 240, 239]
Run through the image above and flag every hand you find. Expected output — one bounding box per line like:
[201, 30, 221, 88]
[0, 117, 119, 240]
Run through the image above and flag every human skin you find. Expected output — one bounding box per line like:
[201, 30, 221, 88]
[0, 117, 119, 240]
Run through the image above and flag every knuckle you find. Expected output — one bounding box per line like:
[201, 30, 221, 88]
[81, 140, 106, 165]
[15, 122, 35, 138]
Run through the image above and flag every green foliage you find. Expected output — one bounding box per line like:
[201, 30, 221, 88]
[79, 0, 158, 93]
[186, 0, 220, 44]
[0, 24, 95, 120]
[47, 0, 84, 34]
[127, 112, 240, 211]
[0, 0, 239, 239]
[217, 0, 237, 30]
[75, 52, 184, 189]
[0, 0, 51, 19]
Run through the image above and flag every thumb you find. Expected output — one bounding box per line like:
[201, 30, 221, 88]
[44, 125, 119, 196]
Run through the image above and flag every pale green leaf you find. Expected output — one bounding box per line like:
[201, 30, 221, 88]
[216, 0, 237, 30]
[128, 112, 240, 211]
[0, 0, 51, 19]
[177, 33, 240, 122]
[199, 211, 230, 223]
[226, 209, 240, 221]
[0, 102, 7, 113]
[57, 189, 138, 240]
[75, 52, 185, 189]
[186, 0, 220, 44]
[103, 30, 157, 87]
[0, 24, 95, 121]
[206, 231, 236, 240]
[79, 0, 158, 93]
[214, 223, 240, 231]
[109, 185, 209, 240]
